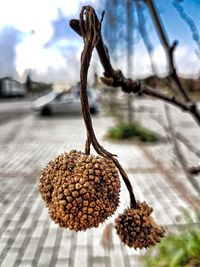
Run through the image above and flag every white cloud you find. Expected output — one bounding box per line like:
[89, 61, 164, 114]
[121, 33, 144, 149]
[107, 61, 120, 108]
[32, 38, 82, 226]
[123, 43, 200, 79]
[8, 0, 99, 83]
[151, 44, 200, 78]
[15, 35, 67, 75]
[174, 45, 200, 78]
[152, 46, 168, 75]
[0, 0, 98, 32]
[0, 0, 57, 32]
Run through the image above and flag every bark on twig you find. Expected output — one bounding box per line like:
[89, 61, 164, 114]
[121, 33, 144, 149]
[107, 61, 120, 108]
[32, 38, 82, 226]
[78, 6, 137, 208]
[144, 0, 200, 127]
[144, 0, 190, 102]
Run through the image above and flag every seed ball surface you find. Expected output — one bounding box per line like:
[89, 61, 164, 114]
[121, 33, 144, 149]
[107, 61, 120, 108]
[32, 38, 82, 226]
[39, 150, 120, 231]
[115, 201, 165, 249]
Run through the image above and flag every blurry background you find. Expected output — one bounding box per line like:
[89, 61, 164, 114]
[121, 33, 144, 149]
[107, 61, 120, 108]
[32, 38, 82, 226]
[0, 1, 200, 267]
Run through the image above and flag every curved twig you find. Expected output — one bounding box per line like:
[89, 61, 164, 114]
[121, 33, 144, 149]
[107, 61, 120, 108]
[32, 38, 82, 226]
[79, 6, 137, 208]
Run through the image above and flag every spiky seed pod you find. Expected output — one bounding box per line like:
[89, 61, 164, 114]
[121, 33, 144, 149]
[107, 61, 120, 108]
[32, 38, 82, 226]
[39, 150, 120, 231]
[115, 201, 165, 249]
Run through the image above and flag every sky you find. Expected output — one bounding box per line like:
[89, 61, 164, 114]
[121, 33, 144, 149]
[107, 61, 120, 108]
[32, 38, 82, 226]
[0, 0, 199, 85]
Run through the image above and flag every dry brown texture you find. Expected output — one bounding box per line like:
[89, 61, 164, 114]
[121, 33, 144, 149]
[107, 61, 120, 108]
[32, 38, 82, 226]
[115, 202, 165, 249]
[39, 150, 120, 231]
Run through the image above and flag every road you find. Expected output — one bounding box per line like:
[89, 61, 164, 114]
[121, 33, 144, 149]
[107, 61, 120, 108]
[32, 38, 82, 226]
[0, 99, 33, 125]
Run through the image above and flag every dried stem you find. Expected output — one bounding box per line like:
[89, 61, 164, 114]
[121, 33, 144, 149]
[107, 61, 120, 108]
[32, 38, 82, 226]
[78, 6, 137, 208]
[85, 133, 91, 155]
[70, 17, 114, 78]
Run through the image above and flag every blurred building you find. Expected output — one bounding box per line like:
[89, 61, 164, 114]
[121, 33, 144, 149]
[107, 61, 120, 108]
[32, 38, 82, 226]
[0, 76, 26, 97]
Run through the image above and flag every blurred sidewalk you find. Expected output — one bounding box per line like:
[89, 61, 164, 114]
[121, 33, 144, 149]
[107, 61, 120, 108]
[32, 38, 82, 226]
[0, 101, 199, 267]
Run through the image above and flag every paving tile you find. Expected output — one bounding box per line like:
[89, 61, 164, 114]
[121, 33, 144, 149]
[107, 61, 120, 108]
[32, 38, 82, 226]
[12, 230, 27, 248]
[92, 258, 106, 267]
[1, 251, 18, 267]
[17, 260, 33, 267]
[54, 258, 70, 267]
[37, 247, 54, 266]
[0, 240, 7, 255]
[74, 246, 88, 267]
[44, 228, 57, 248]
[109, 245, 125, 267]
[22, 237, 40, 261]
[32, 220, 46, 239]
[57, 232, 71, 259]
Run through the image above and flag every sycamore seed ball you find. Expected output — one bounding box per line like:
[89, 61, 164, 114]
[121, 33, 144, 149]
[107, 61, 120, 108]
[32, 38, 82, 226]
[115, 201, 165, 249]
[39, 150, 121, 231]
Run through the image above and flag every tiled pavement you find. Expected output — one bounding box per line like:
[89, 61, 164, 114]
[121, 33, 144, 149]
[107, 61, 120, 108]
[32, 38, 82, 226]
[0, 100, 200, 266]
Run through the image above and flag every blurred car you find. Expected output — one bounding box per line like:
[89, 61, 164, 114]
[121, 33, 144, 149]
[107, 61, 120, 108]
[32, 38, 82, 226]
[33, 88, 99, 116]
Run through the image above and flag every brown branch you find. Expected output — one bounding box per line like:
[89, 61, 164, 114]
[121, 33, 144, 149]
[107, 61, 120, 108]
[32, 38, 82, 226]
[85, 133, 91, 155]
[144, 0, 191, 103]
[70, 18, 114, 78]
[78, 6, 137, 208]
[69, 17, 200, 127]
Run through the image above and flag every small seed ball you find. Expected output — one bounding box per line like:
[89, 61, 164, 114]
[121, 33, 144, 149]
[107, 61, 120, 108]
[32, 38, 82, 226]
[39, 150, 120, 231]
[115, 202, 165, 249]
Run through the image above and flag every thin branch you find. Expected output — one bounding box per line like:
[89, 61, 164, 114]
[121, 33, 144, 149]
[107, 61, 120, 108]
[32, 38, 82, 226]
[144, 0, 191, 103]
[78, 6, 137, 208]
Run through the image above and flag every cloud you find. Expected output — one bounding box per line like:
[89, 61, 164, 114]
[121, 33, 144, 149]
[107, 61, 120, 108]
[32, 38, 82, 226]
[1, 0, 199, 84]
[0, 1, 99, 82]
[104, 42, 200, 80]
[174, 45, 200, 78]
[0, 26, 24, 77]
[151, 44, 200, 78]
[15, 35, 82, 83]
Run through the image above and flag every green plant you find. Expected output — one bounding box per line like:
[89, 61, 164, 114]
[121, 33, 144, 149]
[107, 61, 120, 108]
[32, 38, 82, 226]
[106, 121, 159, 142]
[141, 213, 200, 267]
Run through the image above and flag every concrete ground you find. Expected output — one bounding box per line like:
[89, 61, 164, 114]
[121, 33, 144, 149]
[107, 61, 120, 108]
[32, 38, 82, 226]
[0, 98, 199, 267]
